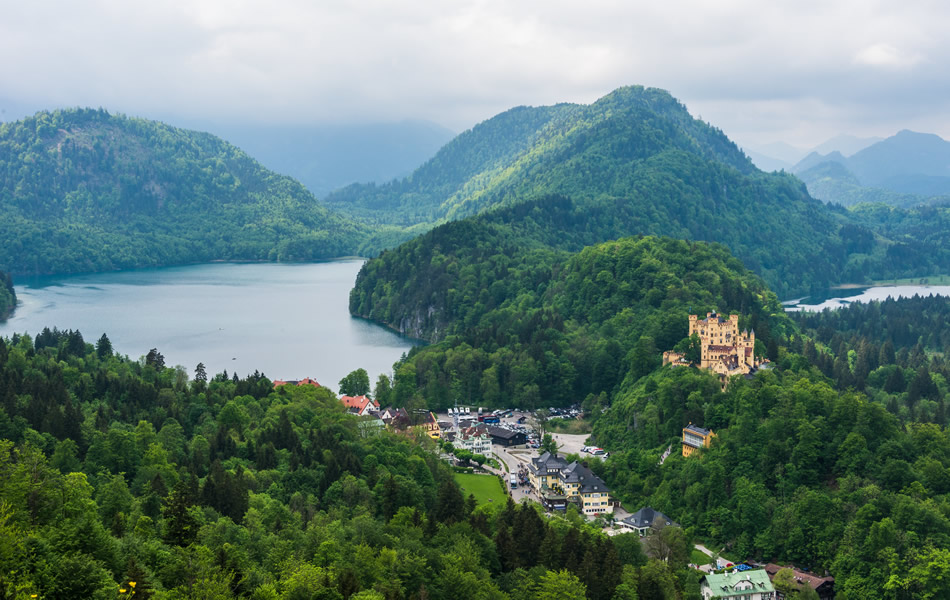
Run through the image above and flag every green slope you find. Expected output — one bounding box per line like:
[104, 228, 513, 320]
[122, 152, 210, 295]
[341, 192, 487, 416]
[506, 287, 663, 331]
[0, 108, 365, 275]
[332, 86, 946, 296]
[0, 270, 14, 319]
[354, 228, 790, 409]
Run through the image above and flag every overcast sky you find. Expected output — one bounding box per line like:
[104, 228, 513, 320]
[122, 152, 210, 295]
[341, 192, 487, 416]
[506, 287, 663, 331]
[2, 0, 949, 152]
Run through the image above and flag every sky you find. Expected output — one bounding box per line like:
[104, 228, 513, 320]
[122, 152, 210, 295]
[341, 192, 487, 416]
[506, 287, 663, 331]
[2, 0, 949, 154]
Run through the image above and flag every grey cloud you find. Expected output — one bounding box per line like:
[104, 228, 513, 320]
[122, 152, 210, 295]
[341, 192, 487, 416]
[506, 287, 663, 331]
[1, 0, 949, 146]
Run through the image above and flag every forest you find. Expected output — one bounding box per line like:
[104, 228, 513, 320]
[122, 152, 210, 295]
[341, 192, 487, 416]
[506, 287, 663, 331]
[0, 108, 364, 276]
[353, 231, 789, 412]
[0, 269, 14, 320]
[0, 328, 703, 600]
[352, 214, 950, 597]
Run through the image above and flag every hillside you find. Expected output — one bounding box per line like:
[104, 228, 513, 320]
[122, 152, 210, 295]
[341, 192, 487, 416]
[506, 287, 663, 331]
[0, 270, 14, 319]
[0, 330, 688, 599]
[325, 86, 756, 229]
[796, 161, 949, 208]
[334, 87, 945, 296]
[0, 108, 365, 275]
[352, 229, 790, 409]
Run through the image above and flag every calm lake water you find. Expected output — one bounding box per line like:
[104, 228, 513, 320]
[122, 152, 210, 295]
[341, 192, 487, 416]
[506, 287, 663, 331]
[783, 285, 950, 312]
[0, 260, 417, 391]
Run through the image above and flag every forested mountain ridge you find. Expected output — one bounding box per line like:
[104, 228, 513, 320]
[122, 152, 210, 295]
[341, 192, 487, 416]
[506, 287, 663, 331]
[325, 86, 756, 228]
[353, 230, 790, 410]
[0, 108, 365, 275]
[0, 269, 15, 319]
[335, 86, 947, 296]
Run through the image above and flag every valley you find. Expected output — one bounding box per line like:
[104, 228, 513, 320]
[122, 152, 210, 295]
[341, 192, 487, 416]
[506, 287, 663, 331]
[2, 85, 950, 600]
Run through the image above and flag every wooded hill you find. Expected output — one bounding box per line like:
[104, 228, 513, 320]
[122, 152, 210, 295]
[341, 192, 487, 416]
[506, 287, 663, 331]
[353, 230, 790, 411]
[0, 108, 365, 275]
[0, 330, 695, 599]
[0, 269, 15, 319]
[329, 87, 947, 297]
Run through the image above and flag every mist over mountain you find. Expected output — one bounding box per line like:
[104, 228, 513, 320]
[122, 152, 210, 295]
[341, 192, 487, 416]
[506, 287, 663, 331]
[743, 135, 881, 173]
[191, 120, 455, 198]
[793, 130, 950, 206]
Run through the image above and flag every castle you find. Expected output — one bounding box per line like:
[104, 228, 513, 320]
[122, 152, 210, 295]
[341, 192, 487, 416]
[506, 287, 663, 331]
[663, 312, 761, 380]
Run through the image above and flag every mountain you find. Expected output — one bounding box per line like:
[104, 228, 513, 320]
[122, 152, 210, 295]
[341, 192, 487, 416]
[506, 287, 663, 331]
[325, 87, 758, 228]
[811, 133, 882, 157]
[742, 136, 881, 173]
[342, 86, 945, 297]
[797, 160, 950, 208]
[0, 108, 366, 275]
[192, 120, 456, 197]
[792, 131, 950, 206]
[848, 130, 950, 190]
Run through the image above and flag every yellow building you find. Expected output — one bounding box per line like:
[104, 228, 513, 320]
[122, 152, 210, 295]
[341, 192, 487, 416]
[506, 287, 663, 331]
[689, 312, 758, 375]
[415, 411, 441, 439]
[528, 453, 614, 516]
[682, 423, 715, 457]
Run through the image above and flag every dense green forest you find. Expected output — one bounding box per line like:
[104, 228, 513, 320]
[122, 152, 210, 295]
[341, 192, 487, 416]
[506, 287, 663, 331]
[0, 330, 702, 599]
[353, 231, 789, 411]
[330, 86, 948, 296]
[0, 270, 15, 319]
[354, 209, 950, 596]
[0, 108, 364, 275]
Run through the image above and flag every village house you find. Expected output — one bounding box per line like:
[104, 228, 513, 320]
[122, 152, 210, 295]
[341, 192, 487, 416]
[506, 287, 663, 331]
[701, 570, 776, 600]
[619, 506, 678, 536]
[340, 395, 380, 416]
[487, 426, 527, 447]
[528, 452, 614, 516]
[682, 423, 716, 457]
[764, 564, 835, 600]
[451, 425, 493, 458]
[416, 410, 441, 439]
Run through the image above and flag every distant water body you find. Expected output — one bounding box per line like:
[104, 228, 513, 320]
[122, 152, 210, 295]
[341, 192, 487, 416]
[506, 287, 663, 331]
[0, 261, 417, 390]
[783, 285, 950, 312]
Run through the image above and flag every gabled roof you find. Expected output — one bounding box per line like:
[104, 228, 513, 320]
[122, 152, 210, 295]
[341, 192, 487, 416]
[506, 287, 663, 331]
[561, 462, 610, 494]
[764, 564, 834, 590]
[530, 451, 569, 474]
[702, 570, 774, 596]
[487, 426, 522, 439]
[341, 395, 379, 414]
[623, 506, 678, 529]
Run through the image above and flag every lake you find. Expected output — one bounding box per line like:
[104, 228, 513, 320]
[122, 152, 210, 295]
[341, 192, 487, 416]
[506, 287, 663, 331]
[783, 285, 950, 312]
[0, 260, 417, 391]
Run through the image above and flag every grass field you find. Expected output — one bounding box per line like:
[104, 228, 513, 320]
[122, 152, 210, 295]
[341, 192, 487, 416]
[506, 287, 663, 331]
[454, 473, 508, 506]
[691, 549, 711, 566]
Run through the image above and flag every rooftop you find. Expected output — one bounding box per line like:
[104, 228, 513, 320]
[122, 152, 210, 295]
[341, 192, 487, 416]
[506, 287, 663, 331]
[624, 506, 678, 529]
[703, 570, 774, 596]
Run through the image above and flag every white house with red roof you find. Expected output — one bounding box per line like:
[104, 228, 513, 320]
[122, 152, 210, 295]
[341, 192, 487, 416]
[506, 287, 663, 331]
[341, 395, 380, 416]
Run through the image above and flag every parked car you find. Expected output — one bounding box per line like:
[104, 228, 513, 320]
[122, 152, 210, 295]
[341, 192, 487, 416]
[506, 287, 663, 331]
[592, 448, 608, 457]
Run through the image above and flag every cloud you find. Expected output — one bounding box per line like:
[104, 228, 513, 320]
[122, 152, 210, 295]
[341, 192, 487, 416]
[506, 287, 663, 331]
[854, 43, 923, 68]
[1, 0, 950, 146]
